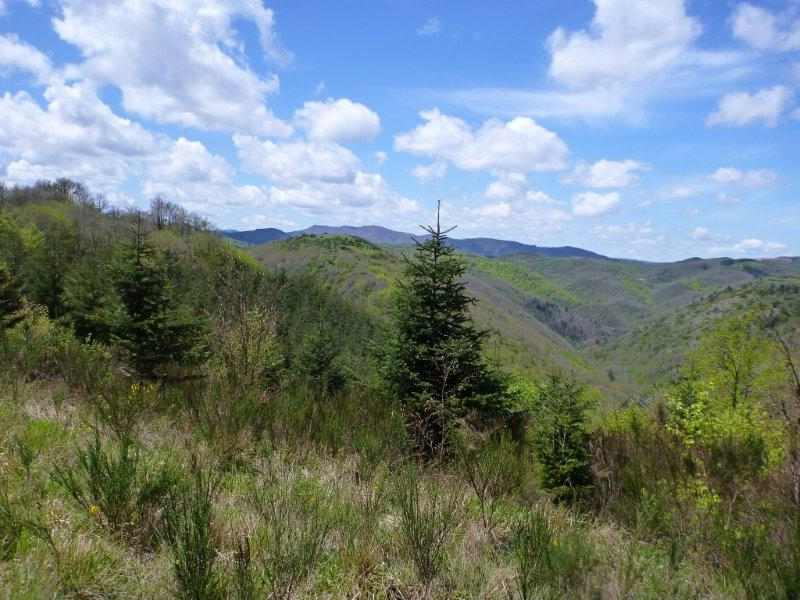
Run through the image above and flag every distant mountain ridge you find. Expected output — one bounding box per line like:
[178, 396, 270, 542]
[223, 224, 607, 259]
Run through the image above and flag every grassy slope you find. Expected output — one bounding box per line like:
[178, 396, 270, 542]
[250, 237, 800, 401]
[249, 236, 606, 386]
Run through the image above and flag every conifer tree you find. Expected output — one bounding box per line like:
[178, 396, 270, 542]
[112, 222, 208, 379]
[0, 261, 23, 333]
[532, 374, 592, 500]
[384, 203, 506, 454]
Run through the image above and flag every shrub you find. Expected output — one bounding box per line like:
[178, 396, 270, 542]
[455, 429, 523, 541]
[246, 472, 336, 599]
[161, 464, 222, 600]
[511, 507, 594, 600]
[51, 433, 175, 544]
[512, 508, 555, 600]
[393, 466, 461, 585]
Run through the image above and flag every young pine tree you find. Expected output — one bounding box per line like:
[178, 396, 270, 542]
[0, 261, 23, 333]
[112, 224, 208, 379]
[532, 374, 593, 501]
[384, 204, 506, 455]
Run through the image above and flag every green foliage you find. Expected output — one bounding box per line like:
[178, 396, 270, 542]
[455, 430, 523, 539]
[51, 433, 175, 543]
[512, 508, 556, 600]
[511, 507, 595, 600]
[293, 326, 346, 398]
[161, 464, 222, 600]
[62, 256, 121, 343]
[246, 473, 336, 599]
[0, 260, 23, 333]
[383, 211, 507, 454]
[111, 231, 209, 378]
[393, 466, 461, 585]
[532, 375, 593, 500]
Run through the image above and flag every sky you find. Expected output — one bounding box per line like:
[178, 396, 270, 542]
[0, 0, 798, 261]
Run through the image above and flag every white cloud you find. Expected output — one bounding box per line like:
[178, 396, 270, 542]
[417, 17, 441, 36]
[234, 135, 361, 184]
[451, 198, 571, 238]
[142, 137, 273, 218]
[395, 108, 568, 173]
[149, 137, 232, 185]
[0, 34, 52, 82]
[0, 82, 157, 192]
[267, 171, 419, 217]
[571, 191, 621, 217]
[547, 0, 701, 90]
[375, 151, 388, 165]
[294, 98, 380, 143]
[691, 226, 712, 241]
[234, 134, 418, 219]
[710, 167, 776, 187]
[485, 173, 527, 200]
[411, 162, 447, 182]
[733, 238, 788, 254]
[436, 0, 749, 121]
[707, 85, 791, 127]
[731, 3, 800, 52]
[565, 159, 647, 188]
[53, 0, 292, 136]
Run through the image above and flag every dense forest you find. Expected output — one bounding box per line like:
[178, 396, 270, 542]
[2, 179, 800, 599]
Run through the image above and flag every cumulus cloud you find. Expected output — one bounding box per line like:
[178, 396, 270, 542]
[571, 191, 621, 217]
[448, 198, 570, 239]
[732, 238, 788, 254]
[375, 151, 388, 165]
[0, 81, 157, 191]
[731, 3, 800, 52]
[53, 0, 292, 136]
[234, 135, 361, 184]
[267, 172, 420, 218]
[294, 98, 380, 143]
[411, 162, 447, 182]
[234, 134, 418, 217]
[710, 167, 776, 187]
[547, 0, 701, 90]
[0, 34, 52, 82]
[707, 85, 791, 127]
[417, 17, 441, 36]
[395, 108, 568, 173]
[438, 0, 748, 121]
[691, 226, 712, 241]
[565, 159, 647, 188]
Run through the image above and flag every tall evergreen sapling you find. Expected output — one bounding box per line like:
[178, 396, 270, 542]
[532, 374, 593, 500]
[0, 261, 23, 332]
[112, 225, 208, 379]
[384, 204, 506, 454]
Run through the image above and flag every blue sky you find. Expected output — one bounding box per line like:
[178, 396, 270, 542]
[0, 0, 798, 260]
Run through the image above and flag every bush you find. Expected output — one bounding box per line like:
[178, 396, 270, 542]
[51, 433, 175, 544]
[161, 464, 222, 600]
[393, 466, 461, 585]
[511, 506, 594, 600]
[246, 472, 336, 599]
[455, 429, 523, 540]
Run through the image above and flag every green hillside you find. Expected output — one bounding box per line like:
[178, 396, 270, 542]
[250, 236, 800, 401]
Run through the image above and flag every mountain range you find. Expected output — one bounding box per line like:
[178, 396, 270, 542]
[223, 225, 606, 259]
[244, 233, 800, 401]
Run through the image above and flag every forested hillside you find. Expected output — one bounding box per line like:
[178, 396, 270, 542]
[2, 180, 800, 599]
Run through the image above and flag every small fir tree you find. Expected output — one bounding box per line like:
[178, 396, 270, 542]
[112, 224, 208, 379]
[0, 261, 23, 332]
[532, 374, 593, 500]
[383, 203, 506, 455]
